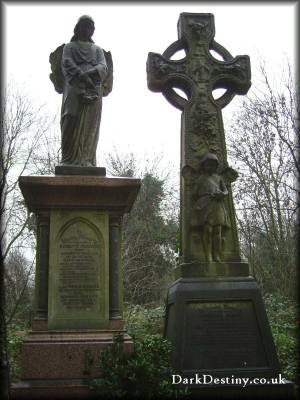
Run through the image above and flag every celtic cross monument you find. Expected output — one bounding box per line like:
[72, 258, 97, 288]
[147, 13, 292, 397]
[147, 13, 250, 271]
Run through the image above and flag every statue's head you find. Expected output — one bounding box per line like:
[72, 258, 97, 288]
[71, 15, 95, 43]
[199, 152, 219, 173]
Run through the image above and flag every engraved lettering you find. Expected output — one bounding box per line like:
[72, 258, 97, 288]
[183, 301, 268, 369]
[56, 221, 102, 311]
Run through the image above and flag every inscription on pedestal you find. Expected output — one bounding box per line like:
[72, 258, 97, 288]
[58, 236, 100, 309]
[183, 301, 268, 370]
[48, 211, 109, 329]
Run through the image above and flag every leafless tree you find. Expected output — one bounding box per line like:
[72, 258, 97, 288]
[227, 59, 298, 297]
[4, 249, 34, 325]
[106, 150, 179, 305]
[1, 84, 56, 260]
[0, 84, 57, 395]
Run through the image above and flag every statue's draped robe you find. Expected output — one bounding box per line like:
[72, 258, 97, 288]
[61, 40, 107, 166]
[194, 173, 230, 228]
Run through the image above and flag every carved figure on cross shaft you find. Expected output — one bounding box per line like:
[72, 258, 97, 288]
[193, 153, 230, 262]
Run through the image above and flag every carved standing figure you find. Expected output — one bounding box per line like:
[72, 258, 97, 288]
[49, 15, 113, 166]
[193, 153, 230, 262]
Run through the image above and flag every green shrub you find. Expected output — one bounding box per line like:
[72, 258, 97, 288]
[124, 303, 165, 337]
[90, 333, 189, 399]
[263, 294, 299, 383]
[7, 321, 28, 383]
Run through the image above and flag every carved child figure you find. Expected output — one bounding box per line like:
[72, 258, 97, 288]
[193, 153, 230, 262]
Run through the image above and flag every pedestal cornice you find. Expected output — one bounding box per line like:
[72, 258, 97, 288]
[19, 175, 141, 214]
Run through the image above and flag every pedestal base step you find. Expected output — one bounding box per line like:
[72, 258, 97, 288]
[11, 329, 134, 399]
[185, 381, 296, 400]
[19, 329, 133, 380]
[11, 378, 93, 400]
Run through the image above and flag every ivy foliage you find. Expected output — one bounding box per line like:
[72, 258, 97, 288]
[90, 333, 188, 399]
[263, 294, 299, 383]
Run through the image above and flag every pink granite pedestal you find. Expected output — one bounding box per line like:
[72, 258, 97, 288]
[11, 174, 140, 399]
[12, 325, 133, 399]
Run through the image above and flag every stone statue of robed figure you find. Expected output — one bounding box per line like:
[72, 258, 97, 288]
[49, 15, 113, 167]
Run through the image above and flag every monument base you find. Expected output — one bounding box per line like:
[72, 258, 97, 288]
[185, 382, 295, 400]
[55, 165, 106, 176]
[10, 324, 133, 399]
[13, 174, 141, 399]
[175, 261, 249, 279]
[164, 276, 294, 398]
[11, 379, 93, 400]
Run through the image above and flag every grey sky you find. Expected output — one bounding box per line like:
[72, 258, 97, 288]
[4, 2, 297, 171]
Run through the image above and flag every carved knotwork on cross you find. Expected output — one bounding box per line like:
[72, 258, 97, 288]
[147, 13, 251, 264]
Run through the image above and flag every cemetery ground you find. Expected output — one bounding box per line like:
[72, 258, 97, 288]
[2, 48, 298, 397]
[3, 135, 299, 397]
[7, 294, 299, 398]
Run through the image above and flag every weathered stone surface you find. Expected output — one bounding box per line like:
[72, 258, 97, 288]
[164, 276, 295, 398]
[11, 380, 92, 400]
[11, 330, 133, 399]
[147, 12, 251, 266]
[13, 174, 141, 399]
[147, 13, 291, 397]
[20, 330, 133, 380]
[184, 153, 231, 262]
[183, 300, 267, 370]
[49, 16, 113, 167]
[165, 277, 281, 378]
[175, 261, 249, 279]
[55, 165, 106, 176]
[19, 175, 141, 213]
[48, 211, 109, 330]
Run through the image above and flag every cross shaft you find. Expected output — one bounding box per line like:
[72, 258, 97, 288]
[147, 13, 251, 265]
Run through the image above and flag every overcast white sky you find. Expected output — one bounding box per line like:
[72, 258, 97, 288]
[3, 1, 298, 174]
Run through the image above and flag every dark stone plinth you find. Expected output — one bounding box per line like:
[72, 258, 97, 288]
[185, 381, 295, 400]
[165, 277, 282, 382]
[55, 165, 106, 176]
